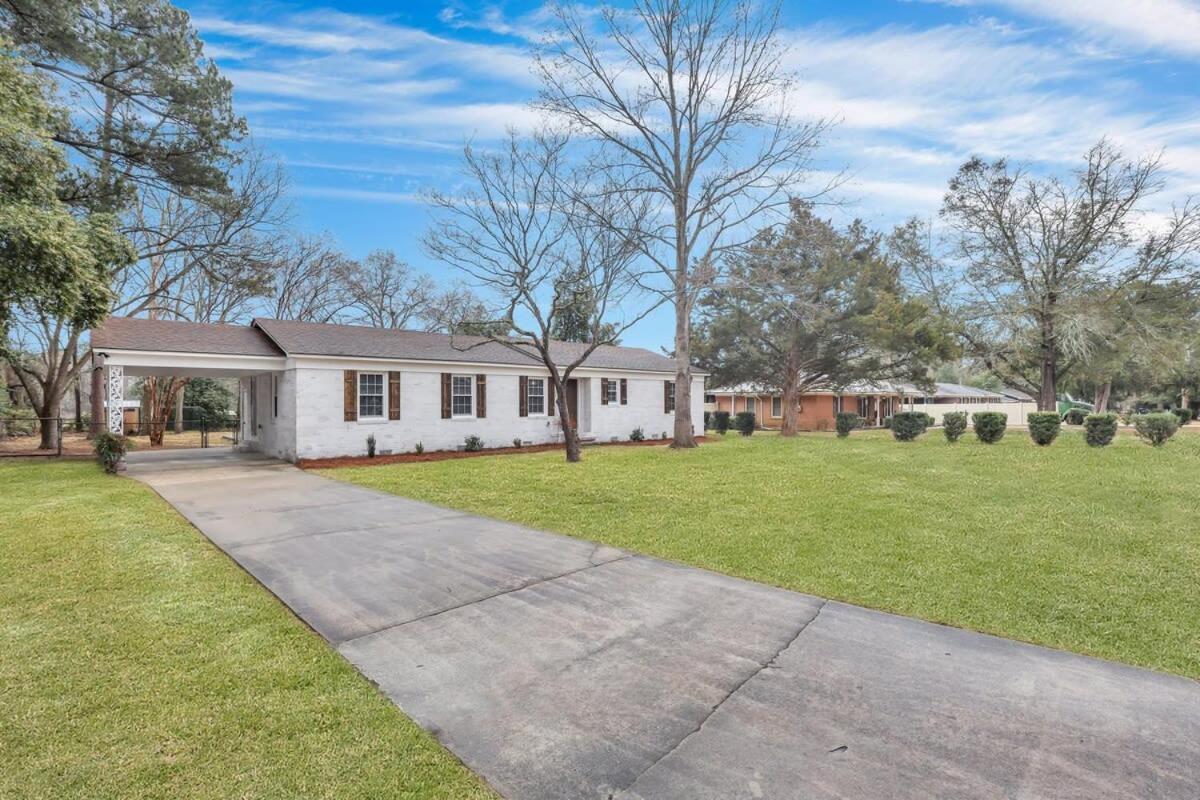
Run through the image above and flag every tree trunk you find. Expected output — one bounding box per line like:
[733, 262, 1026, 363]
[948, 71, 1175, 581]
[1037, 315, 1057, 412]
[73, 376, 83, 432]
[1182, 387, 1191, 410]
[551, 376, 582, 463]
[89, 357, 103, 439]
[779, 346, 801, 436]
[671, 290, 696, 448]
[1094, 381, 1112, 413]
[36, 394, 59, 450]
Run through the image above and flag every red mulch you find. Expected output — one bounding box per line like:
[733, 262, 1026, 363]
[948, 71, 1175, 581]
[298, 436, 707, 470]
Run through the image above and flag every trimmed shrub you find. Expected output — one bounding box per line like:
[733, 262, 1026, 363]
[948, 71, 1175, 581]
[917, 412, 936, 429]
[703, 411, 712, 430]
[1171, 407, 1193, 426]
[972, 411, 1007, 443]
[882, 415, 892, 429]
[942, 411, 968, 442]
[712, 411, 731, 435]
[734, 411, 756, 436]
[1027, 412, 1060, 446]
[1133, 412, 1179, 447]
[1084, 413, 1118, 447]
[835, 411, 861, 438]
[463, 434, 484, 452]
[513, 437, 523, 448]
[366, 434, 377, 458]
[93, 431, 131, 474]
[891, 411, 929, 442]
[414, 442, 424, 454]
[1063, 407, 1086, 425]
[629, 427, 645, 442]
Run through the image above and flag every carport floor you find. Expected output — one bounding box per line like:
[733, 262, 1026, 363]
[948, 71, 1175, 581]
[127, 450, 1200, 800]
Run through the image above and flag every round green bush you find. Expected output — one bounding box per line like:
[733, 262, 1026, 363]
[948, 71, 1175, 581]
[1083, 413, 1118, 447]
[1027, 412, 1060, 446]
[891, 411, 929, 442]
[942, 411, 968, 442]
[834, 411, 861, 438]
[1171, 407, 1193, 426]
[1133, 412, 1179, 447]
[712, 411, 731, 435]
[734, 411, 756, 436]
[1063, 408, 1086, 425]
[972, 411, 1007, 443]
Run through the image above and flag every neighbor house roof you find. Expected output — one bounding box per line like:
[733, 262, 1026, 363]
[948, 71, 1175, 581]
[90, 316, 693, 375]
[91, 316, 285, 357]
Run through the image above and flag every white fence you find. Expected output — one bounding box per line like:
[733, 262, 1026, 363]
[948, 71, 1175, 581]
[902, 401, 1037, 426]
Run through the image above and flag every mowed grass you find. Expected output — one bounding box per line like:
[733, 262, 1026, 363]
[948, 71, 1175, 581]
[0, 460, 495, 800]
[324, 429, 1200, 680]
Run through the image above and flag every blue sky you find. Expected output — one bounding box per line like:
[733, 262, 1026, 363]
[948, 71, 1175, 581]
[179, 0, 1200, 350]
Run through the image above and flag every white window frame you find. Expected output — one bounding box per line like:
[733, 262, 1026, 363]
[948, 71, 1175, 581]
[665, 381, 676, 413]
[272, 374, 279, 418]
[772, 395, 782, 418]
[604, 379, 619, 405]
[527, 377, 546, 416]
[359, 372, 385, 420]
[451, 374, 475, 418]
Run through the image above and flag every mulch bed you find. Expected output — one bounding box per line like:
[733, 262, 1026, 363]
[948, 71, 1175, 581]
[298, 436, 706, 470]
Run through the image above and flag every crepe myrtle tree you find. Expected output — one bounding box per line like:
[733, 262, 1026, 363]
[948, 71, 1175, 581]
[423, 131, 661, 463]
[536, 0, 835, 448]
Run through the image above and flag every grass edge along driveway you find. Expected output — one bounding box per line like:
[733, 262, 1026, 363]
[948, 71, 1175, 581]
[323, 430, 1200, 682]
[0, 459, 496, 800]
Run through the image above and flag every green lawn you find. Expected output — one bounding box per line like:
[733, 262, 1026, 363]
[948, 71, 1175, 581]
[324, 429, 1200, 680]
[0, 460, 495, 800]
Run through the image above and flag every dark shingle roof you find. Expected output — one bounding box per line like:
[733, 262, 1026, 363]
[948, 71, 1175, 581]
[91, 317, 284, 357]
[252, 318, 685, 373]
[89, 316, 690, 374]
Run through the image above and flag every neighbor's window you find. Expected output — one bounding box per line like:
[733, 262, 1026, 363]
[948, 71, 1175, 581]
[605, 379, 619, 405]
[452, 374, 474, 417]
[704, 394, 716, 404]
[359, 373, 384, 418]
[744, 396, 754, 414]
[527, 378, 545, 415]
[772, 395, 782, 418]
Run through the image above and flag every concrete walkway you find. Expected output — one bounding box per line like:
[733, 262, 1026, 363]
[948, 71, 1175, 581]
[128, 450, 1200, 800]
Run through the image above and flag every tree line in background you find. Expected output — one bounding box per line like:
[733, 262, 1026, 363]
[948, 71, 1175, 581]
[2, 0, 1197, 458]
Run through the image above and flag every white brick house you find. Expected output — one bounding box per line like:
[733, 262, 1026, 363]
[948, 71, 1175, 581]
[89, 317, 706, 461]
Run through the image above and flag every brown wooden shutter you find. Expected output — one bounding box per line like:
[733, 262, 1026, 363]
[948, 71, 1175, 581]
[600, 378, 609, 405]
[440, 373, 451, 419]
[620, 378, 628, 405]
[388, 371, 401, 420]
[343, 370, 357, 421]
[664, 380, 671, 414]
[518, 376, 528, 417]
[476, 374, 487, 418]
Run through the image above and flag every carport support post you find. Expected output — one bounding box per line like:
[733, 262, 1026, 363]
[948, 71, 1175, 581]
[104, 364, 127, 471]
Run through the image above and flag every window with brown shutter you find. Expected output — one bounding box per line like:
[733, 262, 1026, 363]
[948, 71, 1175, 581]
[620, 378, 628, 405]
[440, 373, 451, 419]
[600, 378, 609, 405]
[343, 370, 357, 421]
[388, 371, 401, 420]
[476, 374, 487, 418]
[518, 376, 528, 417]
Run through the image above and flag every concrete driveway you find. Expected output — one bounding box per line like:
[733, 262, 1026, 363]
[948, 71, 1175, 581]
[128, 449, 1200, 800]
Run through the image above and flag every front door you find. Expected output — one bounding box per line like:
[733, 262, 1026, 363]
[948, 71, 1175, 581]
[565, 379, 579, 432]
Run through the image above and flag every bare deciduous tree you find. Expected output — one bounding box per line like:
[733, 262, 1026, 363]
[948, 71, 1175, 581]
[536, 0, 833, 446]
[931, 140, 1200, 410]
[424, 132, 659, 462]
[266, 234, 355, 323]
[342, 250, 437, 329]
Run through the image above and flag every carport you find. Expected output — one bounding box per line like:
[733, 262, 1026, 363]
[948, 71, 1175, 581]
[89, 317, 286, 448]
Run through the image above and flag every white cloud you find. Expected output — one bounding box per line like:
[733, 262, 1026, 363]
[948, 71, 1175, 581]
[934, 0, 1200, 59]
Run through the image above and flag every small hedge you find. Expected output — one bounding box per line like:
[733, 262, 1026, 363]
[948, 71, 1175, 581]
[834, 412, 861, 438]
[629, 427, 645, 442]
[1027, 412, 1060, 446]
[1084, 413, 1118, 447]
[712, 411, 731, 435]
[1133, 412, 1179, 447]
[972, 411, 1007, 444]
[891, 411, 929, 442]
[1171, 407, 1194, 426]
[734, 411, 756, 436]
[942, 411, 968, 442]
[1064, 408, 1086, 425]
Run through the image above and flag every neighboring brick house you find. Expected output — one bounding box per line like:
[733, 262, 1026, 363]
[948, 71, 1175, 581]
[89, 317, 707, 461]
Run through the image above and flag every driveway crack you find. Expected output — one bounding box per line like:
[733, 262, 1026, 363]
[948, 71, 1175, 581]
[610, 599, 829, 800]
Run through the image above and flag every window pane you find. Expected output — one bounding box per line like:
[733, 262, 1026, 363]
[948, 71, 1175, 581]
[528, 378, 545, 414]
[359, 373, 384, 417]
[606, 381, 618, 403]
[452, 375, 473, 416]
